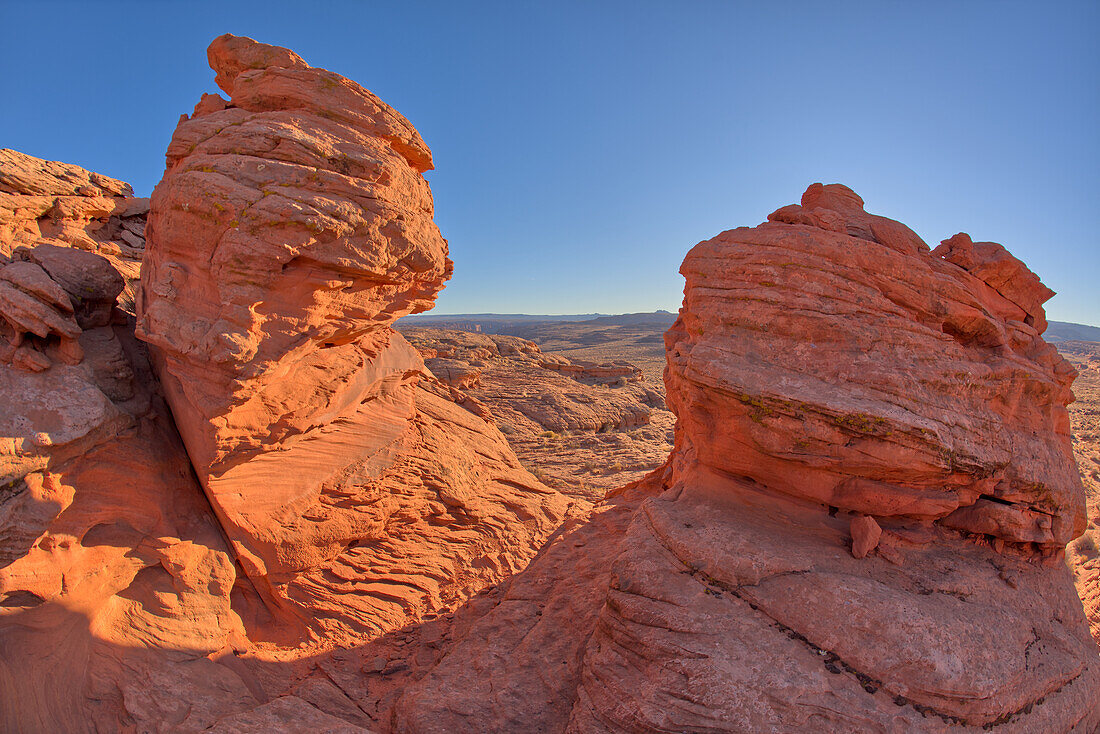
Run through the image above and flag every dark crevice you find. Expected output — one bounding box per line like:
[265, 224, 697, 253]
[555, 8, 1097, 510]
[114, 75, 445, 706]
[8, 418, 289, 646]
[0, 590, 45, 608]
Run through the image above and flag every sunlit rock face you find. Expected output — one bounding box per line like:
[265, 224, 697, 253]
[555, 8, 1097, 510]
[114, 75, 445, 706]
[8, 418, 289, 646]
[667, 182, 1083, 551]
[136, 34, 570, 643]
[4, 32, 1098, 731]
[0, 152, 241, 732]
[0, 148, 148, 309]
[392, 185, 1100, 733]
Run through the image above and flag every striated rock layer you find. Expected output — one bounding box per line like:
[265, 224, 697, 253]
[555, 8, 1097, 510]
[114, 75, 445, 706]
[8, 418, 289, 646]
[136, 34, 570, 645]
[671, 184, 1082, 551]
[393, 185, 1100, 732]
[0, 149, 148, 309]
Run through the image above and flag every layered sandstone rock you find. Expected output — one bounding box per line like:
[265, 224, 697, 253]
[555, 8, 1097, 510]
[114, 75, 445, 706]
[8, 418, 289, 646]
[1061, 340, 1100, 645]
[0, 149, 148, 309]
[136, 35, 570, 644]
[0, 232, 246, 730]
[4, 31, 1098, 731]
[2, 34, 576, 733]
[393, 185, 1100, 732]
[670, 183, 1084, 551]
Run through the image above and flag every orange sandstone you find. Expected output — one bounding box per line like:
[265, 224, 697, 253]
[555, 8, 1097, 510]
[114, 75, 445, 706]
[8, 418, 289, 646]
[136, 34, 570, 644]
[393, 185, 1100, 732]
[1, 32, 1097, 733]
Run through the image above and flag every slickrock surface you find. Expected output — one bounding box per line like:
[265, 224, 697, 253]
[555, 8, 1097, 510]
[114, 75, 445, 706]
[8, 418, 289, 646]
[136, 34, 570, 644]
[399, 327, 674, 499]
[0, 149, 148, 309]
[0, 235, 245, 730]
[390, 185, 1100, 732]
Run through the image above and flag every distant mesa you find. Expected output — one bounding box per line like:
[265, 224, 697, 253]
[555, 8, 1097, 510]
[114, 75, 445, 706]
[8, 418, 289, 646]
[400, 309, 677, 325]
[1047, 320, 1100, 342]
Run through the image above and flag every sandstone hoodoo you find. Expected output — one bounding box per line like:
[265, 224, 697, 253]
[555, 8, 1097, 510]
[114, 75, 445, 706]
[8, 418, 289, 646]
[1, 35, 571, 732]
[395, 184, 1100, 732]
[135, 34, 570, 642]
[672, 183, 1083, 551]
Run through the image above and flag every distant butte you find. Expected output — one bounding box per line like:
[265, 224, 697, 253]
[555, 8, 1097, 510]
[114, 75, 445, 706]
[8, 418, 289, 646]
[0, 34, 1098, 734]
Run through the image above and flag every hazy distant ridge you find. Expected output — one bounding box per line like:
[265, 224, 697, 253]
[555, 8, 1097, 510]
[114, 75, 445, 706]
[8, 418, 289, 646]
[1046, 321, 1100, 342]
[403, 312, 1098, 339]
[400, 313, 602, 324]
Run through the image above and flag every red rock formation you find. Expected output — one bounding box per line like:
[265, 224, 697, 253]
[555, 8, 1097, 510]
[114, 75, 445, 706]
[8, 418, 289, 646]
[1060, 340, 1100, 646]
[666, 183, 1084, 551]
[392, 185, 1100, 732]
[537, 356, 643, 386]
[0, 149, 148, 308]
[135, 34, 570, 644]
[4, 32, 1098, 731]
[1, 35, 572, 732]
[0, 231, 244, 729]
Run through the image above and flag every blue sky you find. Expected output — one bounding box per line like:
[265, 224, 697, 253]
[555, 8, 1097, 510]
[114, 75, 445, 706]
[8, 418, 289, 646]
[2, 1, 1097, 324]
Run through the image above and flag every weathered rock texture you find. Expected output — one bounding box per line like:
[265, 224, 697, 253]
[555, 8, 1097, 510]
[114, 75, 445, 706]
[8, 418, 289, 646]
[1, 35, 572, 732]
[135, 34, 569, 645]
[390, 185, 1100, 732]
[399, 327, 673, 499]
[4, 33, 1099, 732]
[0, 189, 246, 729]
[0, 149, 148, 309]
[673, 184, 1083, 551]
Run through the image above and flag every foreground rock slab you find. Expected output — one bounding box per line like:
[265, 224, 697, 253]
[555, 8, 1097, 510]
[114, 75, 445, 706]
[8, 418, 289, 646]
[0, 215, 242, 729]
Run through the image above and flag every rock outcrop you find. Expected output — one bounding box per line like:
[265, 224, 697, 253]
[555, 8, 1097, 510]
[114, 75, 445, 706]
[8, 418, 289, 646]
[0, 149, 148, 309]
[1061, 340, 1100, 646]
[3, 31, 1098, 732]
[135, 34, 570, 645]
[0, 187, 242, 730]
[671, 183, 1083, 551]
[1, 35, 572, 732]
[392, 185, 1100, 732]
